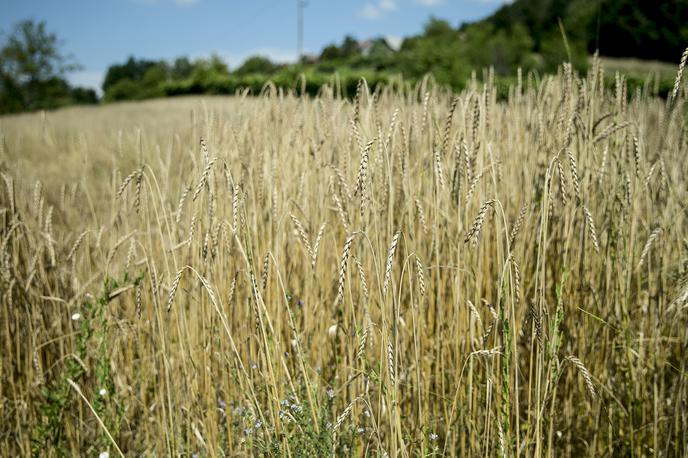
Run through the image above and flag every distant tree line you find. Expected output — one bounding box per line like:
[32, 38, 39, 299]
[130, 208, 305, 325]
[487, 0, 688, 63]
[0, 21, 97, 114]
[1, 0, 686, 113]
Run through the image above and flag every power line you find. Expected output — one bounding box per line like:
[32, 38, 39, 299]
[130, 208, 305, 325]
[297, 0, 306, 61]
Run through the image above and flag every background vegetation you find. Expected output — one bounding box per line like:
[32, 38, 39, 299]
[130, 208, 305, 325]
[2, 0, 687, 113]
[0, 20, 97, 113]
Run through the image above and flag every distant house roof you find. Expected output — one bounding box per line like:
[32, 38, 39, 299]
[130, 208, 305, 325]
[359, 38, 395, 56]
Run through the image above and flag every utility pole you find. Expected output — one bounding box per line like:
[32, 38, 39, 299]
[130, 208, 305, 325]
[297, 0, 305, 62]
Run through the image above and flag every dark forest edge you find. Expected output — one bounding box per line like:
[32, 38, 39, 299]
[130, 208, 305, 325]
[1, 0, 687, 114]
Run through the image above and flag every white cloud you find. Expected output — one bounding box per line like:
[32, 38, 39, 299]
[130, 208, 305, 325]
[361, 3, 382, 19]
[360, 0, 397, 20]
[385, 35, 403, 50]
[415, 0, 446, 5]
[67, 71, 104, 95]
[380, 0, 397, 11]
[130, 0, 200, 6]
[220, 48, 298, 68]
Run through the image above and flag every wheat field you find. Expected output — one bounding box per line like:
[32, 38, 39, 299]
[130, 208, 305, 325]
[1, 58, 687, 456]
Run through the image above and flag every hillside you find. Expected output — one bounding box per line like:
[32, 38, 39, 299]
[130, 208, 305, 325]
[486, 0, 688, 63]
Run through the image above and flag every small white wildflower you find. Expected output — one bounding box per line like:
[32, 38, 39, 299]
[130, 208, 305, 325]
[251, 362, 257, 369]
[429, 432, 438, 441]
[364, 410, 371, 418]
[98, 452, 109, 458]
[326, 388, 335, 399]
[290, 403, 302, 414]
[71, 312, 81, 321]
[254, 420, 262, 428]
[99, 388, 107, 396]
[356, 426, 365, 434]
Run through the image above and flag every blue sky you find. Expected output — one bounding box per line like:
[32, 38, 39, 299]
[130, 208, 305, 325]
[1, 0, 510, 92]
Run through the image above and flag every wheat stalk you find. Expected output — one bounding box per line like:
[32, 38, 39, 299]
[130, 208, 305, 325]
[671, 47, 688, 102]
[192, 156, 216, 201]
[334, 397, 360, 432]
[311, 222, 327, 269]
[582, 206, 600, 252]
[565, 355, 596, 398]
[67, 230, 90, 262]
[465, 199, 494, 245]
[557, 157, 569, 205]
[357, 314, 372, 361]
[352, 255, 369, 301]
[467, 300, 483, 329]
[414, 198, 428, 235]
[441, 95, 460, 156]
[415, 254, 426, 299]
[290, 213, 314, 260]
[632, 136, 641, 178]
[117, 169, 138, 197]
[509, 202, 527, 248]
[382, 231, 401, 296]
[638, 227, 662, 268]
[434, 146, 446, 189]
[567, 150, 581, 204]
[334, 233, 356, 308]
[167, 267, 184, 312]
[387, 341, 396, 384]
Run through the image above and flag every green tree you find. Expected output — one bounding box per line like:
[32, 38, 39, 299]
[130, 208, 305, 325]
[234, 56, 280, 75]
[0, 20, 87, 113]
[171, 57, 194, 79]
[485, 0, 688, 63]
[319, 35, 361, 61]
[102, 57, 161, 93]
